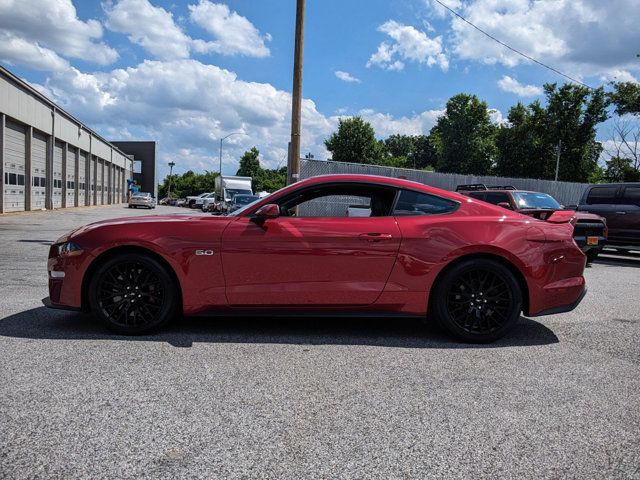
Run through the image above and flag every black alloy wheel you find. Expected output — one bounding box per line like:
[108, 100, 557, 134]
[432, 259, 522, 343]
[89, 253, 178, 334]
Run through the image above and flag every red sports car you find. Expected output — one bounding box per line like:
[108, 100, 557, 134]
[46, 174, 587, 342]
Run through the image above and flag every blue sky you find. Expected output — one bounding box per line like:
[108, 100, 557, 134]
[1, 0, 638, 180]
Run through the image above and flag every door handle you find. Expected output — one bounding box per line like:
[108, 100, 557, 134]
[616, 211, 627, 215]
[359, 233, 393, 242]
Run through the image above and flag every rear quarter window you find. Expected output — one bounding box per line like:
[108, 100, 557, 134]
[586, 186, 618, 205]
[394, 190, 459, 216]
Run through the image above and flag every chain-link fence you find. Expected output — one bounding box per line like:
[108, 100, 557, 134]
[299, 159, 590, 207]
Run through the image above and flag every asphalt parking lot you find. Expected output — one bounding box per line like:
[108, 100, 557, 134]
[0, 205, 639, 479]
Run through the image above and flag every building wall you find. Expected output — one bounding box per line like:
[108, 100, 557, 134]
[0, 67, 134, 214]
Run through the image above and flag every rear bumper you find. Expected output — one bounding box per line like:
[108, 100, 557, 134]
[528, 286, 587, 317]
[573, 235, 606, 252]
[527, 277, 587, 317]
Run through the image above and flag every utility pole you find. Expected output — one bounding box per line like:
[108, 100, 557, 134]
[554, 139, 562, 181]
[288, 0, 305, 185]
[167, 161, 175, 197]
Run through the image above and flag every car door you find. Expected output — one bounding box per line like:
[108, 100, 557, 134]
[221, 186, 402, 307]
[581, 185, 623, 241]
[617, 185, 640, 246]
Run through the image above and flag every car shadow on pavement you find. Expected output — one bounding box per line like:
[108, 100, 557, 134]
[0, 307, 559, 349]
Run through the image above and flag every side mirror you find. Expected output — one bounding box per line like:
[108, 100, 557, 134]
[252, 203, 280, 222]
[497, 202, 512, 210]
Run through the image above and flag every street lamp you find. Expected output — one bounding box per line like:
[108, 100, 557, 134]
[219, 132, 245, 175]
[167, 161, 175, 197]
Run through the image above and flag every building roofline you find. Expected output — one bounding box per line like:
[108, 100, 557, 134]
[0, 65, 131, 161]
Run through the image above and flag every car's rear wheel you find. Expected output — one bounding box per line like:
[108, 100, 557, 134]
[89, 253, 178, 334]
[432, 259, 522, 343]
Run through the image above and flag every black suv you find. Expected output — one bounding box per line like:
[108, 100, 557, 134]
[576, 183, 640, 253]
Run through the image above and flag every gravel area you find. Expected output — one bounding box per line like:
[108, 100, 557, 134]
[0, 205, 639, 479]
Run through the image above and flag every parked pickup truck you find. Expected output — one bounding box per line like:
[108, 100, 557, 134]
[456, 184, 607, 262]
[575, 182, 640, 254]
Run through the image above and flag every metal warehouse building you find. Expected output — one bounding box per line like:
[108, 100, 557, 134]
[0, 66, 134, 214]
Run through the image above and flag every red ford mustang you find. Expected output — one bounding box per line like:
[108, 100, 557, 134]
[46, 174, 587, 342]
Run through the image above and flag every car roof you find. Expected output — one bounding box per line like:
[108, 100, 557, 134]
[294, 174, 469, 201]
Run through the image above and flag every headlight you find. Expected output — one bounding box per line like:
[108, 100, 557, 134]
[57, 241, 84, 257]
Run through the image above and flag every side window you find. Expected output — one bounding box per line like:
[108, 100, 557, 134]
[621, 186, 640, 206]
[484, 192, 510, 205]
[394, 190, 458, 216]
[276, 184, 397, 218]
[586, 187, 618, 205]
[468, 192, 486, 201]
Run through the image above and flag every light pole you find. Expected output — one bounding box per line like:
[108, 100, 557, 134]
[219, 132, 245, 175]
[167, 161, 175, 197]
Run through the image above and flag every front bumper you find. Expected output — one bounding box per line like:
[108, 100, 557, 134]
[42, 296, 81, 312]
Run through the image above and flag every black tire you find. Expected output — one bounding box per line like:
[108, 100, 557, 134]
[128, 205, 132, 208]
[89, 253, 179, 335]
[431, 259, 522, 343]
[586, 249, 600, 263]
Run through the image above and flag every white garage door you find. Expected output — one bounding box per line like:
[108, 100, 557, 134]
[89, 155, 96, 205]
[66, 146, 77, 207]
[97, 158, 104, 205]
[3, 121, 26, 212]
[31, 130, 47, 210]
[78, 151, 87, 206]
[53, 140, 63, 208]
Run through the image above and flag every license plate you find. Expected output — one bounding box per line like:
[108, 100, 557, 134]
[587, 236, 599, 246]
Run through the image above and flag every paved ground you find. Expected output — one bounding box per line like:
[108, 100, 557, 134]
[0, 205, 639, 479]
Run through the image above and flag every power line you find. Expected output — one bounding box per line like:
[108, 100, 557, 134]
[433, 0, 593, 89]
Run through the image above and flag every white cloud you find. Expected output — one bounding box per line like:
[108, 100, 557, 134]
[104, 0, 191, 60]
[104, 0, 270, 60]
[497, 75, 543, 97]
[600, 70, 638, 84]
[188, 1, 270, 58]
[35, 57, 453, 178]
[367, 20, 448, 72]
[335, 70, 361, 83]
[0, 32, 70, 71]
[428, 0, 640, 79]
[353, 108, 444, 137]
[0, 0, 117, 67]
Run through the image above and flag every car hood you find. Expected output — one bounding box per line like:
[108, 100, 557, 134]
[56, 215, 230, 244]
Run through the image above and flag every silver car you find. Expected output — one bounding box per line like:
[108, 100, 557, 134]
[128, 192, 155, 209]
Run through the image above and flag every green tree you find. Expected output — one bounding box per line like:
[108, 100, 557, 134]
[495, 102, 552, 179]
[236, 147, 261, 177]
[381, 134, 437, 169]
[157, 170, 218, 198]
[604, 157, 640, 182]
[608, 81, 640, 116]
[325, 116, 383, 164]
[495, 83, 608, 182]
[413, 135, 438, 169]
[432, 93, 497, 175]
[253, 167, 287, 192]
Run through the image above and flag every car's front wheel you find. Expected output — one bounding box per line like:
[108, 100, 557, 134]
[431, 258, 522, 343]
[89, 253, 179, 334]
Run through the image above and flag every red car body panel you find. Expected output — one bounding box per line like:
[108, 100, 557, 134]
[48, 174, 587, 318]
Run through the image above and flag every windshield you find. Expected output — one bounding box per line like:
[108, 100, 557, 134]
[134, 192, 151, 198]
[512, 192, 561, 209]
[234, 195, 259, 205]
[225, 188, 252, 201]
